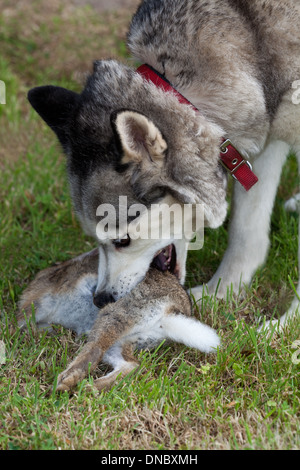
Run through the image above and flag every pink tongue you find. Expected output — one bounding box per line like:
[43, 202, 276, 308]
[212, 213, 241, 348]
[152, 250, 169, 271]
[151, 245, 176, 272]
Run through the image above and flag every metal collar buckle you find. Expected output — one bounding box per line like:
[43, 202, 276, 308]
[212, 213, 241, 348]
[220, 139, 253, 179]
[137, 64, 258, 191]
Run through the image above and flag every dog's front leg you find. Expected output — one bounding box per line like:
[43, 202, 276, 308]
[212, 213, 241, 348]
[192, 140, 289, 300]
[260, 148, 300, 331]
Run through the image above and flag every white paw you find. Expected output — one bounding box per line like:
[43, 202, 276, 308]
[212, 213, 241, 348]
[190, 285, 206, 301]
[190, 282, 222, 301]
[284, 194, 300, 213]
[257, 318, 284, 335]
[258, 301, 300, 334]
[191, 278, 243, 301]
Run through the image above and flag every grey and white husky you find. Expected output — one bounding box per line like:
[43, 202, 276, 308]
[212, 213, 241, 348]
[27, 0, 300, 332]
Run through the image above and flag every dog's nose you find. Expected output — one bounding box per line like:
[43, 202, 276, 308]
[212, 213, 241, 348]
[93, 292, 115, 308]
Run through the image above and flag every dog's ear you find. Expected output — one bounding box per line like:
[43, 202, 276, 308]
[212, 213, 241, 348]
[28, 86, 80, 147]
[113, 110, 167, 166]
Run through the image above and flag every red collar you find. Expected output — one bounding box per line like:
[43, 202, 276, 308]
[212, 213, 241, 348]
[137, 64, 258, 192]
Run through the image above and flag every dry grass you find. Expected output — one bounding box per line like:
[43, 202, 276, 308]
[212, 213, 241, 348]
[0, 0, 136, 165]
[1, 0, 134, 78]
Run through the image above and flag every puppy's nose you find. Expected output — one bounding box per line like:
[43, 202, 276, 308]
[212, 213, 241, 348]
[93, 292, 115, 308]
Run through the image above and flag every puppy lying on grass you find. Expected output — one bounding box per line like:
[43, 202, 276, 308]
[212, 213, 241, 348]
[18, 250, 220, 391]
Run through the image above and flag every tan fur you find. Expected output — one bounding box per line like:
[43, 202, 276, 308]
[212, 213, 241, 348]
[56, 269, 193, 391]
[18, 248, 99, 317]
[17, 249, 100, 336]
[19, 249, 219, 392]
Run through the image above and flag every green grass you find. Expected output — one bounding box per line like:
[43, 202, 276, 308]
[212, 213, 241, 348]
[0, 0, 299, 450]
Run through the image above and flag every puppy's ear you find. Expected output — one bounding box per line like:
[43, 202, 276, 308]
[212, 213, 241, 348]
[28, 86, 80, 147]
[113, 110, 167, 166]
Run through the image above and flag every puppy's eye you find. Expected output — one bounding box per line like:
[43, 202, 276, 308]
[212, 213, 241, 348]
[113, 234, 131, 248]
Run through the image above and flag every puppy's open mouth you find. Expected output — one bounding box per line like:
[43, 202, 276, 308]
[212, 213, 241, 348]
[151, 244, 179, 277]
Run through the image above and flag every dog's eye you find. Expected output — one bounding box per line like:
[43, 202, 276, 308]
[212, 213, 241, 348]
[113, 235, 131, 248]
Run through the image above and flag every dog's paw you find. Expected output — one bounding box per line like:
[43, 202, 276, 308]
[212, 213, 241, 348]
[284, 194, 300, 213]
[257, 319, 282, 336]
[191, 279, 244, 301]
[190, 285, 207, 301]
[257, 314, 291, 336]
[258, 303, 299, 336]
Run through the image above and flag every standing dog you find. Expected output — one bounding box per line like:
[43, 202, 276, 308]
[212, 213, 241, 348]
[27, 0, 300, 330]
